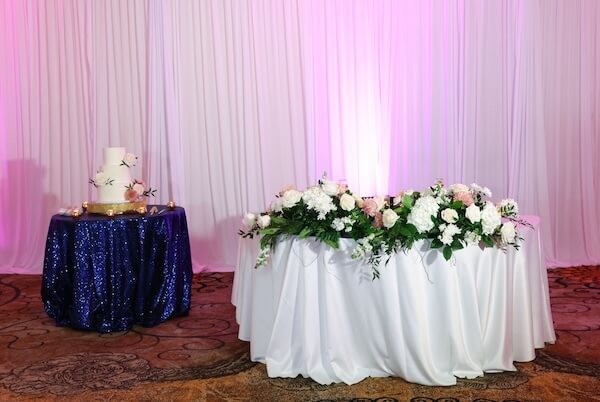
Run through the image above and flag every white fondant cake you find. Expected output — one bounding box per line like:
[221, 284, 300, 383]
[94, 147, 133, 204]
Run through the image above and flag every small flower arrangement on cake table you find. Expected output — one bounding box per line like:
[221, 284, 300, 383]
[239, 174, 531, 280]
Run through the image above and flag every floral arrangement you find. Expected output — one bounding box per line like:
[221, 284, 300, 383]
[125, 179, 157, 202]
[239, 174, 529, 279]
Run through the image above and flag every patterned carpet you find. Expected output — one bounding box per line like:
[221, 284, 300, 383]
[0, 267, 599, 402]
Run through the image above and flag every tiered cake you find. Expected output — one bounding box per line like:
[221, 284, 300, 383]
[87, 147, 146, 215]
[96, 147, 133, 203]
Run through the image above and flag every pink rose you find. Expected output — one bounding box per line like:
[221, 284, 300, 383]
[125, 189, 139, 202]
[373, 211, 384, 229]
[362, 199, 378, 217]
[337, 183, 348, 194]
[454, 191, 474, 206]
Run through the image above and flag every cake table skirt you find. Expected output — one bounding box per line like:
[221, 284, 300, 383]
[42, 206, 193, 333]
[232, 216, 556, 386]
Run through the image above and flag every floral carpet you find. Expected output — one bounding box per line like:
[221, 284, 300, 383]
[0, 267, 599, 402]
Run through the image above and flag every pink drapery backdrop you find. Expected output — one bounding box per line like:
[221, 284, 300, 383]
[0, 0, 599, 274]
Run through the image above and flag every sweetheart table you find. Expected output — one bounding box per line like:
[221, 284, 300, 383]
[232, 216, 555, 386]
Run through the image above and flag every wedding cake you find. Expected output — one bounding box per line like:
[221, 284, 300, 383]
[93, 147, 136, 204]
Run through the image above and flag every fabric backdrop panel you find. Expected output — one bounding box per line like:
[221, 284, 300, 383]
[0, 0, 598, 273]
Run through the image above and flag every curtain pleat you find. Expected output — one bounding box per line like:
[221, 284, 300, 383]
[0, 0, 598, 272]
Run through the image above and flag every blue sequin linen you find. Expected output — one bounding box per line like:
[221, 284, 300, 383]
[42, 206, 193, 333]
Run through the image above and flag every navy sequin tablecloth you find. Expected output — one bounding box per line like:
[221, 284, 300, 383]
[42, 206, 193, 333]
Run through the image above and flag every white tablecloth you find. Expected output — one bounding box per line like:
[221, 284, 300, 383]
[232, 216, 556, 386]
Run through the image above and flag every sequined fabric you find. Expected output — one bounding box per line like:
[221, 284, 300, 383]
[42, 206, 193, 333]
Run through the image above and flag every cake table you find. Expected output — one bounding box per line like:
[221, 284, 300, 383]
[42, 205, 193, 332]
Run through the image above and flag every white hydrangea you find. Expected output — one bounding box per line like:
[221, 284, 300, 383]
[302, 187, 337, 220]
[407, 195, 440, 233]
[481, 202, 501, 234]
[331, 216, 355, 232]
[255, 246, 270, 267]
[351, 234, 375, 259]
[464, 230, 481, 245]
[439, 223, 461, 245]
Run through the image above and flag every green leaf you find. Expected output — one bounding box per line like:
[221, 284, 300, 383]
[451, 240, 464, 250]
[402, 194, 413, 208]
[451, 201, 463, 209]
[323, 238, 339, 249]
[443, 246, 453, 260]
[431, 238, 443, 249]
[270, 216, 287, 225]
[298, 226, 312, 238]
[482, 236, 494, 247]
[259, 227, 280, 235]
[398, 225, 414, 238]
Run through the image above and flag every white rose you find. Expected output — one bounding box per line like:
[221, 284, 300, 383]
[353, 194, 365, 208]
[465, 204, 481, 223]
[449, 183, 470, 193]
[94, 172, 108, 186]
[270, 198, 284, 213]
[123, 153, 137, 167]
[242, 213, 256, 229]
[133, 183, 145, 195]
[257, 214, 271, 229]
[441, 208, 459, 223]
[374, 195, 386, 211]
[282, 189, 302, 208]
[500, 222, 516, 244]
[339, 193, 356, 211]
[382, 209, 399, 228]
[481, 202, 501, 234]
[320, 180, 339, 196]
[439, 223, 461, 245]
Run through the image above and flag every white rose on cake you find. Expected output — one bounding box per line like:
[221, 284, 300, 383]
[121, 153, 137, 167]
[94, 172, 109, 186]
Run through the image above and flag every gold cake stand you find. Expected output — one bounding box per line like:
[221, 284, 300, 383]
[86, 200, 147, 216]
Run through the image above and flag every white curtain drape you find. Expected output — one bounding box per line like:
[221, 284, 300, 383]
[1, 0, 598, 273]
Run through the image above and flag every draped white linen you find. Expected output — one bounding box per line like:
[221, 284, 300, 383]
[1, 0, 599, 273]
[232, 218, 556, 385]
